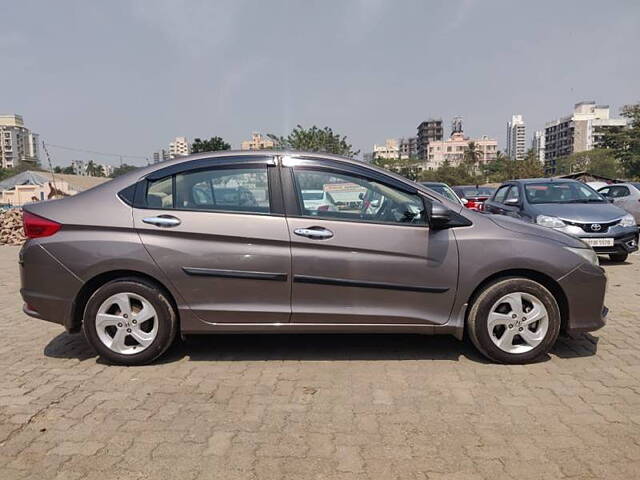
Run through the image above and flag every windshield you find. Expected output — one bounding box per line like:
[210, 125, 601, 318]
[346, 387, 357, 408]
[422, 184, 460, 204]
[524, 182, 606, 204]
[461, 187, 494, 197]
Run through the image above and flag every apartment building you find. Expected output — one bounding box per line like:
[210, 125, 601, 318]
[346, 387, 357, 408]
[544, 101, 626, 173]
[241, 132, 275, 150]
[169, 136, 191, 158]
[425, 132, 498, 170]
[372, 139, 400, 160]
[417, 119, 443, 161]
[0, 114, 39, 169]
[506, 114, 526, 161]
[398, 137, 418, 159]
[531, 130, 545, 163]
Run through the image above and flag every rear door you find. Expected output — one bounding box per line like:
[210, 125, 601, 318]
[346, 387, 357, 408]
[132, 156, 292, 324]
[281, 157, 458, 326]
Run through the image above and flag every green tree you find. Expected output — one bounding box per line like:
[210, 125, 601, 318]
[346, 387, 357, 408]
[110, 164, 139, 178]
[191, 137, 231, 153]
[85, 161, 105, 177]
[554, 149, 621, 179]
[372, 156, 423, 181]
[268, 125, 358, 157]
[600, 102, 640, 178]
[515, 149, 544, 179]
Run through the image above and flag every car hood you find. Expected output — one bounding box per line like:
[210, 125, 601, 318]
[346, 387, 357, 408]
[531, 202, 626, 223]
[486, 214, 586, 248]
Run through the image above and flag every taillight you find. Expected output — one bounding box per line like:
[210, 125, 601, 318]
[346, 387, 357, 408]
[22, 211, 61, 239]
[466, 200, 478, 209]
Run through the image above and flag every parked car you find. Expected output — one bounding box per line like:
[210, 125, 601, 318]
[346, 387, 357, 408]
[300, 189, 338, 212]
[452, 185, 496, 211]
[484, 179, 639, 262]
[598, 183, 640, 225]
[420, 182, 464, 206]
[21, 152, 607, 365]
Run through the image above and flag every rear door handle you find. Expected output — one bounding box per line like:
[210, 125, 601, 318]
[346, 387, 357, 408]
[142, 215, 181, 228]
[294, 227, 334, 239]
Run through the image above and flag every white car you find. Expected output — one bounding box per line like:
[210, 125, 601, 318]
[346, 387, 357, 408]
[301, 190, 338, 212]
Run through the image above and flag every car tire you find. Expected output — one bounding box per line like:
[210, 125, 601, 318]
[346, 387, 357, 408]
[467, 278, 561, 364]
[82, 277, 177, 365]
[609, 252, 628, 262]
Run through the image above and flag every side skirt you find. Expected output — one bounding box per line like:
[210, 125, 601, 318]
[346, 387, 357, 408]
[181, 322, 461, 337]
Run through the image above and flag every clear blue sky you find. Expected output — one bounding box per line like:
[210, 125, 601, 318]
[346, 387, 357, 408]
[2, 0, 639, 166]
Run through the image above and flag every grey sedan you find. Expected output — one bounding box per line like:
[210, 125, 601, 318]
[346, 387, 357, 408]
[484, 179, 639, 262]
[20, 152, 607, 365]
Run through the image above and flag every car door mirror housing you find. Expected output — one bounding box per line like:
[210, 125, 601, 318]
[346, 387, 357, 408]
[461, 198, 468, 205]
[429, 202, 452, 229]
[504, 197, 520, 206]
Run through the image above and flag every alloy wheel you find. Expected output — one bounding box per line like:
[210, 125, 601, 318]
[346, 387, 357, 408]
[487, 292, 549, 354]
[95, 292, 158, 355]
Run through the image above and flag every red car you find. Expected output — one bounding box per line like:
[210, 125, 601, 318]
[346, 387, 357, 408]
[453, 186, 496, 211]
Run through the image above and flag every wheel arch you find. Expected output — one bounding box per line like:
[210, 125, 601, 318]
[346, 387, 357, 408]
[69, 270, 179, 333]
[465, 269, 569, 333]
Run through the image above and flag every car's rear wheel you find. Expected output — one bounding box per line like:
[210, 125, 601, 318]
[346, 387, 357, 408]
[83, 278, 177, 365]
[609, 252, 628, 262]
[467, 278, 561, 364]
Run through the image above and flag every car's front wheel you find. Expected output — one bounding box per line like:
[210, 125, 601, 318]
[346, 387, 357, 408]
[467, 278, 561, 364]
[83, 278, 177, 365]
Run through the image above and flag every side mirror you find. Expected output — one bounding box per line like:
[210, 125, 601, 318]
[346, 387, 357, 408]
[504, 197, 520, 206]
[429, 202, 452, 229]
[461, 198, 468, 205]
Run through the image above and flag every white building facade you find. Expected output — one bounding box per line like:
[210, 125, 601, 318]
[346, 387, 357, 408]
[506, 114, 526, 161]
[169, 136, 191, 158]
[0, 114, 39, 169]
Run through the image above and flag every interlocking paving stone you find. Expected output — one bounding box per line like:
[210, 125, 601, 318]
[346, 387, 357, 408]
[1, 245, 639, 479]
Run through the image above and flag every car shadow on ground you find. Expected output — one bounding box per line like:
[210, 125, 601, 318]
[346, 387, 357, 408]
[43, 331, 599, 365]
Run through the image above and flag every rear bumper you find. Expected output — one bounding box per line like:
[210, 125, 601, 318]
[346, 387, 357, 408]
[19, 243, 82, 332]
[558, 264, 607, 335]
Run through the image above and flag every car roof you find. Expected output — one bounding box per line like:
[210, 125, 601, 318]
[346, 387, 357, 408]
[420, 182, 447, 186]
[510, 178, 581, 184]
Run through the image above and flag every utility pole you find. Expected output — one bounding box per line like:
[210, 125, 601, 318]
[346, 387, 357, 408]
[42, 141, 59, 194]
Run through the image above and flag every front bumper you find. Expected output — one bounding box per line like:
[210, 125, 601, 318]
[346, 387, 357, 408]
[558, 263, 607, 335]
[591, 232, 638, 255]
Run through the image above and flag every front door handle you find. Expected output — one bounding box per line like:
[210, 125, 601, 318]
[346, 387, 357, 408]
[142, 215, 181, 228]
[294, 227, 334, 239]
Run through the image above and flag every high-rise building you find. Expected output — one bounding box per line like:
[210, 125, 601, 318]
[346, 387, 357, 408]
[241, 132, 275, 151]
[0, 114, 39, 169]
[506, 114, 526, 161]
[544, 101, 627, 174]
[169, 136, 190, 158]
[417, 119, 443, 161]
[531, 130, 545, 163]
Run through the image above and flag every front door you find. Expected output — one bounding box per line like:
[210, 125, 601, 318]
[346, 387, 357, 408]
[133, 159, 291, 324]
[283, 161, 458, 326]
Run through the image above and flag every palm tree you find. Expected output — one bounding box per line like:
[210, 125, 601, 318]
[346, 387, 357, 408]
[85, 161, 104, 177]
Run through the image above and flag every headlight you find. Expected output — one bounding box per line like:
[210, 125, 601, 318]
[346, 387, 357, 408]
[537, 215, 566, 228]
[565, 247, 599, 266]
[620, 213, 636, 227]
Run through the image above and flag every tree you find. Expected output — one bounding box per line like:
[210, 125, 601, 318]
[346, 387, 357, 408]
[191, 137, 231, 153]
[85, 160, 104, 177]
[600, 102, 640, 179]
[372, 156, 423, 181]
[268, 125, 358, 157]
[53, 166, 75, 174]
[110, 164, 139, 178]
[515, 149, 544, 179]
[554, 149, 621, 179]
